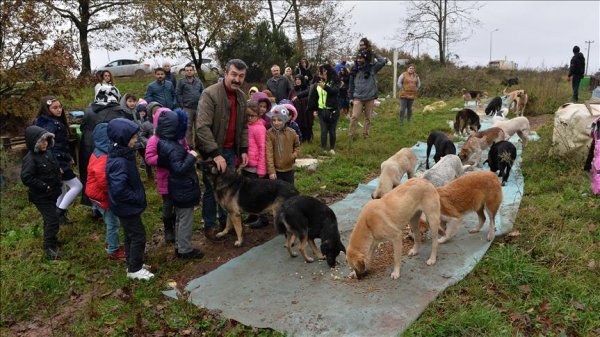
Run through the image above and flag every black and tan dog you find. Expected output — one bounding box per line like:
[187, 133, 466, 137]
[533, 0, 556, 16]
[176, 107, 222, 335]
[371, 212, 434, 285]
[462, 89, 488, 106]
[426, 131, 457, 169]
[485, 96, 503, 116]
[201, 160, 299, 247]
[275, 196, 346, 267]
[454, 108, 481, 136]
[484, 140, 517, 186]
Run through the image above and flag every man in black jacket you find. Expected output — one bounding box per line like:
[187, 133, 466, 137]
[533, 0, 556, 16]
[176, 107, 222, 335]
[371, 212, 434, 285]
[568, 45, 586, 102]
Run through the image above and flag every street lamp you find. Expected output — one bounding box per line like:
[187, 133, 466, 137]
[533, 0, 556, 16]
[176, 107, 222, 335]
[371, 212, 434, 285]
[489, 28, 499, 65]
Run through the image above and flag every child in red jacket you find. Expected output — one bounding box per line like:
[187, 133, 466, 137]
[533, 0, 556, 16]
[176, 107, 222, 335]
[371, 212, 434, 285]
[85, 123, 125, 259]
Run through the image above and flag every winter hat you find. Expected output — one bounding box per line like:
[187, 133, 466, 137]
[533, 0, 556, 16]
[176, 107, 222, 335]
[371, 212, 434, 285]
[136, 103, 147, 113]
[95, 84, 120, 105]
[248, 86, 259, 96]
[146, 102, 162, 118]
[573, 46, 580, 53]
[281, 103, 297, 122]
[267, 104, 290, 127]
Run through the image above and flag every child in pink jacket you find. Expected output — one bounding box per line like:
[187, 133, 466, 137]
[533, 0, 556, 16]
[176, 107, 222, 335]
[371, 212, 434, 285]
[241, 101, 268, 228]
[145, 107, 191, 243]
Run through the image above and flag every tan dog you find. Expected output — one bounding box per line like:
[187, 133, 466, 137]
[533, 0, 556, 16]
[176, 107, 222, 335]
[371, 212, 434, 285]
[503, 88, 527, 115]
[347, 178, 441, 280]
[515, 91, 528, 116]
[493, 116, 530, 146]
[458, 127, 506, 167]
[371, 148, 417, 199]
[436, 171, 503, 243]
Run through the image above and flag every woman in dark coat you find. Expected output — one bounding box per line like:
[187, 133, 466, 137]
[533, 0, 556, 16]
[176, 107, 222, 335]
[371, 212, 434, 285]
[292, 74, 313, 142]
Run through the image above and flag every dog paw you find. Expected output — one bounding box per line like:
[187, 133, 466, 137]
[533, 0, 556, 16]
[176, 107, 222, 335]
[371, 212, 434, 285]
[408, 248, 418, 256]
[290, 251, 298, 257]
[348, 270, 357, 279]
[468, 228, 481, 234]
[487, 232, 495, 241]
[317, 254, 325, 260]
[304, 257, 314, 263]
[437, 237, 449, 244]
[216, 231, 227, 238]
[234, 240, 242, 247]
[426, 257, 437, 266]
[390, 270, 400, 280]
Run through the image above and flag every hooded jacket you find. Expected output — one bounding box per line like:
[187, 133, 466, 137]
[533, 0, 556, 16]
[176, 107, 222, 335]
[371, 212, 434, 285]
[569, 52, 585, 77]
[85, 123, 111, 209]
[246, 117, 267, 176]
[119, 94, 139, 122]
[196, 82, 248, 158]
[251, 92, 272, 129]
[34, 114, 72, 172]
[349, 53, 386, 100]
[106, 118, 146, 217]
[21, 125, 62, 203]
[145, 107, 189, 195]
[156, 110, 200, 208]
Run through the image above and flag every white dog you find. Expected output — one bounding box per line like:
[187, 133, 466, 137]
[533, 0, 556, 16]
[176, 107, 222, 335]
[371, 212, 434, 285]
[493, 116, 530, 146]
[422, 154, 465, 187]
[371, 148, 417, 199]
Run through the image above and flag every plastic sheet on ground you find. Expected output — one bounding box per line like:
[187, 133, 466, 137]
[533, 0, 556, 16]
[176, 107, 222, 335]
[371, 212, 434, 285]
[164, 115, 538, 337]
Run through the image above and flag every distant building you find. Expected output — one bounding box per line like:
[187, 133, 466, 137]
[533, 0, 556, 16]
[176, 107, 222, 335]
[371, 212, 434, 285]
[488, 59, 518, 70]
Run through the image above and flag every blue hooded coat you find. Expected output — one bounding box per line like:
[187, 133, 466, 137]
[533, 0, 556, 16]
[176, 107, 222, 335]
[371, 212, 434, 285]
[106, 118, 146, 217]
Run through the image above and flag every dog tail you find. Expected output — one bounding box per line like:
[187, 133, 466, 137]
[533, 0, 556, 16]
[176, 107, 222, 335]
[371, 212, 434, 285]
[503, 87, 509, 95]
[274, 208, 287, 234]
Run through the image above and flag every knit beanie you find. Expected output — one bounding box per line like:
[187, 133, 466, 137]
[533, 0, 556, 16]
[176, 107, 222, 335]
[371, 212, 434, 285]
[95, 84, 121, 105]
[267, 104, 290, 129]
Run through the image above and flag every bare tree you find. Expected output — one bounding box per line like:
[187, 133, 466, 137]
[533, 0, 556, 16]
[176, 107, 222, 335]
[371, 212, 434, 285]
[131, 0, 259, 81]
[44, 0, 132, 77]
[394, 0, 481, 65]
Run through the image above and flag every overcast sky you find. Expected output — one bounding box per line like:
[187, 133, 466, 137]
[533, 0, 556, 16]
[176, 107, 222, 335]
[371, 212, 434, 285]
[91, 1, 599, 73]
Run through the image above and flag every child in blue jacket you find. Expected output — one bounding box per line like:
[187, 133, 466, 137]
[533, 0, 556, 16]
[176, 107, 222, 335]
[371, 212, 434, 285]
[106, 118, 154, 280]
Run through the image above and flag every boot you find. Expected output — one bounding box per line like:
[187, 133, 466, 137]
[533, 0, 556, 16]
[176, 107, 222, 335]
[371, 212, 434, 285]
[56, 208, 69, 225]
[164, 217, 176, 244]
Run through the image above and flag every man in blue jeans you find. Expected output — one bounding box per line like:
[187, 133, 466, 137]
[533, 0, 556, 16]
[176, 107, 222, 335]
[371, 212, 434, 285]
[568, 45, 586, 102]
[196, 59, 249, 241]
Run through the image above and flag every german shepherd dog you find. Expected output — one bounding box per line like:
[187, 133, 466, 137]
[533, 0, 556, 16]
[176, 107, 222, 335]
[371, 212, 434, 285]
[462, 89, 488, 106]
[454, 108, 481, 136]
[426, 131, 457, 169]
[201, 160, 299, 247]
[275, 196, 346, 267]
[485, 96, 503, 116]
[484, 140, 517, 186]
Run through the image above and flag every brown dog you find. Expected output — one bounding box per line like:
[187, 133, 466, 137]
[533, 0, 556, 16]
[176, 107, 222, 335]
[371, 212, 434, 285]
[371, 148, 417, 199]
[503, 88, 527, 115]
[515, 91, 528, 116]
[458, 127, 506, 167]
[462, 89, 488, 106]
[454, 108, 481, 136]
[347, 178, 441, 280]
[436, 171, 503, 243]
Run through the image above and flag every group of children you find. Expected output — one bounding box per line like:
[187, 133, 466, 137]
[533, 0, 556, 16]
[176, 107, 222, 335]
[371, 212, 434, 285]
[21, 82, 303, 280]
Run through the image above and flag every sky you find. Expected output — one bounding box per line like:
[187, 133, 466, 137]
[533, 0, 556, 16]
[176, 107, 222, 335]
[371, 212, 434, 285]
[91, 1, 600, 73]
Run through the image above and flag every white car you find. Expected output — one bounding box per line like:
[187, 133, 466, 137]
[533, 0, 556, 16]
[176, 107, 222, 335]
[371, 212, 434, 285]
[95, 59, 152, 77]
[172, 58, 221, 75]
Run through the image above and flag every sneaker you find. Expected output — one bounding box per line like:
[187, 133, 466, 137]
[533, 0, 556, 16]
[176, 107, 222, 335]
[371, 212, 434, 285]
[91, 208, 103, 219]
[56, 208, 69, 225]
[127, 267, 154, 280]
[329, 149, 336, 155]
[108, 248, 127, 260]
[176, 248, 205, 260]
[204, 228, 226, 242]
[45, 247, 62, 260]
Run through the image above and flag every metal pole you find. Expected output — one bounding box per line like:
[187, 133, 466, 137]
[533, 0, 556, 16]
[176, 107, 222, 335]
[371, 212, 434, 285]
[393, 49, 398, 98]
[584, 40, 594, 76]
[489, 28, 499, 65]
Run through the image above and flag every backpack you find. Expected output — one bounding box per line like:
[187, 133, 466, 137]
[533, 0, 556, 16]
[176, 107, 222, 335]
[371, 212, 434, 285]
[591, 117, 600, 194]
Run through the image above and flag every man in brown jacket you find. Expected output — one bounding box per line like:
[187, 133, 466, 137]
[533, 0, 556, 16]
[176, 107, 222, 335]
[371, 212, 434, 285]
[196, 59, 249, 240]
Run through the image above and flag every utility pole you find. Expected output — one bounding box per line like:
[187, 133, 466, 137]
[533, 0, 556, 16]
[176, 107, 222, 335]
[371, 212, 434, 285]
[584, 40, 594, 76]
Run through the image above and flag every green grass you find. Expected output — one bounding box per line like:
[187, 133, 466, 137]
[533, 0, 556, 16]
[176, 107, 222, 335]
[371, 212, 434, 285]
[1, 75, 599, 336]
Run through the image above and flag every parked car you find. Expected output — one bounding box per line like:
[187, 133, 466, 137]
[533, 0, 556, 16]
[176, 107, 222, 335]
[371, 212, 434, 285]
[95, 59, 152, 77]
[172, 58, 222, 76]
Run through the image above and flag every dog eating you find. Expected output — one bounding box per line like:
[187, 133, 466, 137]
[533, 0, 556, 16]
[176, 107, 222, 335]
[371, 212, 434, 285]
[371, 148, 417, 199]
[458, 127, 506, 167]
[493, 116, 530, 146]
[462, 89, 488, 106]
[436, 171, 503, 243]
[346, 178, 441, 280]
[454, 108, 481, 136]
[422, 154, 464, 187]
[275, 195, 346, 267]
[484, 140, 517, 186]
[485, 96, 503, 116]
[201, 160, 299, 247]
[426, 131, 457, 169]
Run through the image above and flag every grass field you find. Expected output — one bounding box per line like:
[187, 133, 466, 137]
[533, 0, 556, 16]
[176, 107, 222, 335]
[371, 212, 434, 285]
[1, 73, 599, 336]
